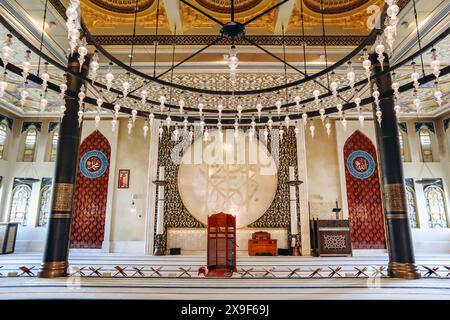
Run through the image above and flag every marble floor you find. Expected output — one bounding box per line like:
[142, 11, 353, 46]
[0, 253, 449, 300]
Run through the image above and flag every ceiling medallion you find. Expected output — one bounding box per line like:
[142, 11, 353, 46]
[88, 0, 154, 14]
[220, 21, 246, 40]
[303, 0, 369, 14]
[195, 0, 263, 14]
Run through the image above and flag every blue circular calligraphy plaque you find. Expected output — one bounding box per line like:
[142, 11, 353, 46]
[346, 150, 375, 180]
[79, 150, 108, 179]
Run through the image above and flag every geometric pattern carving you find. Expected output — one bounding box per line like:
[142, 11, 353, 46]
[323, 235, 347, 250]
[89, 34, 370, 47]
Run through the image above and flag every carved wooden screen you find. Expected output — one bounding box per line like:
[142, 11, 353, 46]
[207, 212, 236, 273]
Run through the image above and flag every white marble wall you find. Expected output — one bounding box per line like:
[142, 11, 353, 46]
[167, 227, 288, 254]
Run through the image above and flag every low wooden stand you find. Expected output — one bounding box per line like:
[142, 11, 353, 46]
[248, 231, 277, 256]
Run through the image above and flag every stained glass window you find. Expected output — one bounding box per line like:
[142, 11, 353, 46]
[405, 185, 419, 228]
[424, 184, 448, 228]
[23, 127, 37, 162]
[0, 121, 8, 160]
[37, 181, 52, 227]
[9, 183, 32, 226]
[419, 128, 433, 162]
[49, 128, 59, 162]
[398, 130, 405, 162]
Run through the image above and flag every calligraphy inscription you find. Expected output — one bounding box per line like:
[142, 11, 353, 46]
[52, 183, 74, 212]
[383, 183, 406, 212]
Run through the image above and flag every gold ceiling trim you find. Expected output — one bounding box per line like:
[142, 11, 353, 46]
[303, 0, 369, 15]
[80, 0, 169, 29]
[180, 0, 277, 30]
[88, 0, 155, 14]
[194, 0, 263, 14]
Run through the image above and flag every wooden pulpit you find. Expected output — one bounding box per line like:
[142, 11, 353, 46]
[207, 212, 236, 275]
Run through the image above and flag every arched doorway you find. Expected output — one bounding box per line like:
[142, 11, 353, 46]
[70, 130, 111, 249]
[343, 130, 386, 249]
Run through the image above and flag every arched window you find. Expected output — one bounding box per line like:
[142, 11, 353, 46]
[0, 121, 8, 160]
[9, 184, 32, 226]
[419, 128, 433, 162]
[23, 127, 37, 162]
[405, 186, 419, 228]
[49, 128, 59, 162]
[398, 130, 405, 162]
[38, 184, 52, 227]
[424, 185, 448, 228]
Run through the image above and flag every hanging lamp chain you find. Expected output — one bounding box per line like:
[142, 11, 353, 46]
[282, 24, 288, 104]
[129, 0, 140, 67]
[37, 0, 49, 76]
[412, 0, 425, 77]
[153, 0, 161, 78]
[169, 25, 177, 105]
[320, 0, 330, 88]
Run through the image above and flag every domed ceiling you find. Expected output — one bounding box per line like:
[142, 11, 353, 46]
[79, 0, 393, 38]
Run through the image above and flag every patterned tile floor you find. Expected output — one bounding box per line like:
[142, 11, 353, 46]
[0, 253, 449, 299]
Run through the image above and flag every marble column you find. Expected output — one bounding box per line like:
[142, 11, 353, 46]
[370, 52, 420, 279]
[38, 53, 89, 278]
[153, 166, 166, 255]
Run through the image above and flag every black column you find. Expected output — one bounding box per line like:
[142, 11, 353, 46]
[370, 52, 420, 279]
[38, 53, 88, 278]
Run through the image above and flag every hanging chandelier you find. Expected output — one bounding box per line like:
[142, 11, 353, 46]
[0, 0, 447, 141]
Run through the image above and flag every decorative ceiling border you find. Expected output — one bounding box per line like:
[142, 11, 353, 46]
[88, 34, 369, 46]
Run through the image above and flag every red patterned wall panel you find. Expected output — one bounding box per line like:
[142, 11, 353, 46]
[70, 130, 111, 249]
[344, 130, 386, 249]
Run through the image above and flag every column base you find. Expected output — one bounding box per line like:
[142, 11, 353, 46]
[153, 234, 165, 256]
[291, 245, 301, 256]
[388, 262, 421, 279]
[153, 246, 165, 256]
[38, 260, 69, 278]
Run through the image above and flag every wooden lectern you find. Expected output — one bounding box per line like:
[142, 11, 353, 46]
[207, 212, 236, 276]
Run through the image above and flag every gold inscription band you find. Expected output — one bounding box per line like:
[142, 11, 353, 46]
[50, 213, 72, 219]
[383, 183, 406, 212]
[52, 183, 75, 212]
[385, 213, 408, 219]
